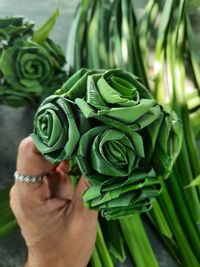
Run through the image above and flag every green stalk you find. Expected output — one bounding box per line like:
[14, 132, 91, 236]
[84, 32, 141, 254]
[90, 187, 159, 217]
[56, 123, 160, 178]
[151, 1, 200, 265]
[100, 219, 126, 263]
[98, 0, 112, 68]
[1, 210, 15, 225]
[154, 0, 175, 102]
[186, 15, 200, 96]
[121, 0, 134, 73]
[186, 90, 200, 111]
[119, 214, 159, 267]
[164, 9, 200, 221]
[66, 0, 93, 71]
[0, 220, 17, 239]
[190, 108, 200, 136]
[137, 0, 160, 88]
[174, 26, 200, 190]
[175, 146, 200, 222]
[0, 186, 18, 238]
[90, 245, 103, 267]
[175, 36, 200, 178]
[172, 26, 200, 208]
[134, 23, 150, 89]
[138, 0, 159, 72]
[108, 0, 124, 69]
[95, 224, 114, 267]
[158, 179, 199, 267]
[0, 200, 10, 215]
[0, 203, 17, 238]
[149, 201, 180, 263]
[167, 171, 200, 259]
[87, 0, 101, 68]
[150, 201, 173, 240]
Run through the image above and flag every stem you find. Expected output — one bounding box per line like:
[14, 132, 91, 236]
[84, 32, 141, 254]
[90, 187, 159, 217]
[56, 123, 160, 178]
[90, 245, 103, 267]
[95, 224, 114, 267]
[149, 202, 180, 264]
[158, 179, 199, 267]
[119, 214, 159, 267]
[100, 218, 126, 263]
[166, 171, 200, 260]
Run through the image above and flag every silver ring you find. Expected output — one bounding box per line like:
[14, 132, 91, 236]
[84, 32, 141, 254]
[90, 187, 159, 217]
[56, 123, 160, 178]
[14, 171, 44, 184]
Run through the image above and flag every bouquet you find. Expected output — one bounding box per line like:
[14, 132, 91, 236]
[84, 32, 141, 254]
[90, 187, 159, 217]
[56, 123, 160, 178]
[31, 68, 182, 220]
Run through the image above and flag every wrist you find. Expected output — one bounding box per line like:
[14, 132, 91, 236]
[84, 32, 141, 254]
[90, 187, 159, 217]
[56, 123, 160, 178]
[26, 247, 65, 267]
[26, 245, 89, 267]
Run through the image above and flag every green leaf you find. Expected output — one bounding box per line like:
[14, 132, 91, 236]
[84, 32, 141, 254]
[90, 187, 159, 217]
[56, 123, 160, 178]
[100, 218, 126, 262]
[0, 16, 34, 46]
[185, 175, 200, 188]
[66, 0, 93, 71]
[0, 187, 18, 239]
[151, 106, 183, 178]
[32, 7, 60, 44]
[186, 16, 200, 95]
[95, 224, 114, 267]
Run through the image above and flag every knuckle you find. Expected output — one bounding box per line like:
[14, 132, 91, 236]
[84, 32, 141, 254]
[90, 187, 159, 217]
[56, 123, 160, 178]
[18, 137, 34, 153]
[9, 185, 29, 214]
[9, 185, 20, 213]
[9, 185, 16, 204]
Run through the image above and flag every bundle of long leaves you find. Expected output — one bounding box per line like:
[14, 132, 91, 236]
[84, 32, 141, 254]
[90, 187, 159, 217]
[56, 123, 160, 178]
[66, 0, 148, 88]
[0, 11, 67, 107]
[31, 68, 182, 220]
[137, 0, 200, 266]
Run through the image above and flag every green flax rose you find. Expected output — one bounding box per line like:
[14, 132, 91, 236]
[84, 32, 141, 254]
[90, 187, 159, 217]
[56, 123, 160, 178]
[0, 39, 65, 95]
[0, 11, 67, 107]
[58, 68, 162, 132]
[31, 95, 80, 164]
[76, 126, 145, 180]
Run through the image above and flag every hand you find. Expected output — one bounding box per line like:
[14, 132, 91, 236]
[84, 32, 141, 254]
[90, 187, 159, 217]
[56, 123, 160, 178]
[10, 137, 98, 267]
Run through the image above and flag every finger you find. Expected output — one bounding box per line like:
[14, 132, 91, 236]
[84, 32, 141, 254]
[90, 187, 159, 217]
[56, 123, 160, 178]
[46, 171, 74, 200]
[13, 177, 51, 204]
[17, 137, 55, 177]
[71, 176, 94, 212]
[70, 175, 98, 227]
[56, 160, 68, 174]
[15, 137, 55, 196]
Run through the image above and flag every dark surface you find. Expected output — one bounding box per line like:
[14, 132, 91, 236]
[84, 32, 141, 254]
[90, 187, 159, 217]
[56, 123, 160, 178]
[0, 0, 178, 267]
[0, 106, 36, 187]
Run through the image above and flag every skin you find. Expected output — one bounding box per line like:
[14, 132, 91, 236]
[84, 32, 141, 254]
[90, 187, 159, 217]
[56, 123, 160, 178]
[10, 137, 98, 267]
